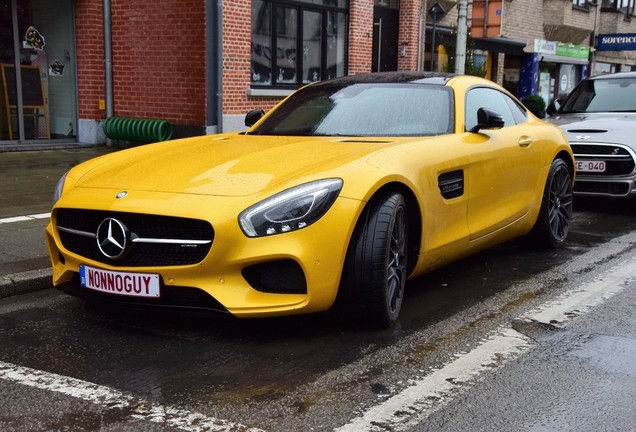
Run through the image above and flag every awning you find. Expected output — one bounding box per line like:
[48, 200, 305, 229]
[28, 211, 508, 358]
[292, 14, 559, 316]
[539, 54, 589, 65]
[473, 37, 526, 56]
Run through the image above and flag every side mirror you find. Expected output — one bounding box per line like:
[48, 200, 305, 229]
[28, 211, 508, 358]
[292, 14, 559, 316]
[468, 108, 505, 133]
[245, 109, 265, 127]
[546, 99, 562, 116]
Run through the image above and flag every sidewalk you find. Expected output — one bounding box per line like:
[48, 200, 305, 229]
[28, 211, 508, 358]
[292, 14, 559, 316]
[0, 145, 116, 299]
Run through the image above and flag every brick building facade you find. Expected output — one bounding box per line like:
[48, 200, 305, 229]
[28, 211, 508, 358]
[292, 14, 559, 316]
[1, 0, 635, 148]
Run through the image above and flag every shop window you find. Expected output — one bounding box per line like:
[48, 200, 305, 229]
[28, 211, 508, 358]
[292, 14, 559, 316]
[251, 0, 348, 88]
[595, 62, 619, 74]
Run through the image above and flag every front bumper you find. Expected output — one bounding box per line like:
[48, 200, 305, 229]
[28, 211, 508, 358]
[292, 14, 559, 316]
[570, 142, 636, 198]
[46, 187, 363, 318]
[573, 175, 636, 197]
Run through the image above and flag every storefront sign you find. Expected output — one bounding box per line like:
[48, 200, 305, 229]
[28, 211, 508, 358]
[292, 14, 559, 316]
[534, 39, 590, 60]
[597, 34, 636, 51]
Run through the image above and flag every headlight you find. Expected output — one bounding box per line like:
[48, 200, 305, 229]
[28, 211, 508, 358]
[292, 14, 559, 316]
[239, 178, 343, 237]
[52, 170, 69, 206]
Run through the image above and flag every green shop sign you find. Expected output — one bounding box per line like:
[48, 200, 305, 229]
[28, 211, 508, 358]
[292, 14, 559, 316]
[534, 39, 590, 59]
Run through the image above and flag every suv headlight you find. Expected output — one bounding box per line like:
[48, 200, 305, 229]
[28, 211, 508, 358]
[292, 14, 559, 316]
[52, 170, 69, 206]
[239, 178, 343, 237]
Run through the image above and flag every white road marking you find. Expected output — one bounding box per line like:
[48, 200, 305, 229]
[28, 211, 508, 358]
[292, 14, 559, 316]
[2, 253, 635, 431]
[522, 255, 636, 325]
[336, 328, 533, 432]
[0, 360, 263, 432]
[0, 213, 50, 224]
[337, 256, 636, 431]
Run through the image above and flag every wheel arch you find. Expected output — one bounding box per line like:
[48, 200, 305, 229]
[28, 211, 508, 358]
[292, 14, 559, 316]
[363, 182, 422, 277]
[556, 149, 575, 183]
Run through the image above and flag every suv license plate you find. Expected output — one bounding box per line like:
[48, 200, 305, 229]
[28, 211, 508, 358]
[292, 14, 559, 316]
[80, 265, 160, 298]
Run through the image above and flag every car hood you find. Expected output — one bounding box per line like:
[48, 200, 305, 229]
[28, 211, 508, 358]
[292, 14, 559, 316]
[72, 134, 392, 197]
[546, 113, 636, 146]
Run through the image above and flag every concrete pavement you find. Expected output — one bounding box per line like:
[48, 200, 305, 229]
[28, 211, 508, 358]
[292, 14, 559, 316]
[0, 145, 116, 299]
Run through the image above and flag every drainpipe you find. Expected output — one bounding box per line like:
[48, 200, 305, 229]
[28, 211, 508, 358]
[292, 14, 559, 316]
[103, 0, 114, 142]
[207, 0, 223, 134]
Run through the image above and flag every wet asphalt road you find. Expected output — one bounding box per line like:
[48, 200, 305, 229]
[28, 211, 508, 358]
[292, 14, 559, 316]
[1, 196, 636, 431]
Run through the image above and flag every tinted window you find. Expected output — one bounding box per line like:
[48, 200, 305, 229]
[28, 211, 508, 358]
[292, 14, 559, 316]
[560, 77, 636, 113]
[250, 83, 454, 137]
[465, 87, 518, 131]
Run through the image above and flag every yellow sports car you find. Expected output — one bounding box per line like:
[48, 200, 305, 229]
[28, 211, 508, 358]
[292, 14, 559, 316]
[46, 72, 574, 328]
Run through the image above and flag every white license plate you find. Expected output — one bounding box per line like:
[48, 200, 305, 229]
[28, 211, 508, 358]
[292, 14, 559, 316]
[80, 265, 160, 298]
[576, 160, 606, 173]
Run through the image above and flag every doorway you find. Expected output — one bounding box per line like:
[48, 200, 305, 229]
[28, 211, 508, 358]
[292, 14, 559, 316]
[0, 0, 77, 143]
[372, 0, 399, 72]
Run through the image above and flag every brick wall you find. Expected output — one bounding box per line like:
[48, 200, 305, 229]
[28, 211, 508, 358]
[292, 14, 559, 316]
[75, 0, 427, 131]
[502, 0, 545, 45]
[398, 0, 421, 70]
[75, 0, 105, 122]
[110, 0, 207, 125]
[348, 0, 374, 75]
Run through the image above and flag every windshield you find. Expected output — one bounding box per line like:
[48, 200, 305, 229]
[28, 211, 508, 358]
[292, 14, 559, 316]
[250, 83, 454, 137]
[560, 77, 636, 113]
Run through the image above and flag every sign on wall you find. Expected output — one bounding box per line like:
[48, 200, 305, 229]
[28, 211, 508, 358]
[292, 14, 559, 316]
[597, 34, 636, 51]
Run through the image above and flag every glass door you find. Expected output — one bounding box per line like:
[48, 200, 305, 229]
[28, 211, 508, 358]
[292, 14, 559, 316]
[0, 0, 77, 143]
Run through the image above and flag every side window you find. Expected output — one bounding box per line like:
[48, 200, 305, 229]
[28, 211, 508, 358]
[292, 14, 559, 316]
[465, 87, 517, 131]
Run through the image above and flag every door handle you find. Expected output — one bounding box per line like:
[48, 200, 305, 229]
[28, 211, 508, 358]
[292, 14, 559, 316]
[518, 136, 533, 147]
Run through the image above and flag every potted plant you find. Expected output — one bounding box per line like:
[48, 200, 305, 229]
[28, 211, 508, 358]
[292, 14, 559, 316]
[522, 94, 547, 119]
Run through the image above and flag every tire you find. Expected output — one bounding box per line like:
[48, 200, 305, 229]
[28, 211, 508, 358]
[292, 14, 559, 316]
[339, 191, 409, 328]
[523, 158, 573, 248]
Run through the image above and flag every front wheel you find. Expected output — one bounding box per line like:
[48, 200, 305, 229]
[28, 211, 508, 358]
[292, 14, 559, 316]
[339, 191, 409, 328]
[524, 158, 573, 248]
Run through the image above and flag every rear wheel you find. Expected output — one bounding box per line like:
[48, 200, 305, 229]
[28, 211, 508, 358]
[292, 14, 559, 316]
[524, 158, 573, 248]
[339, 191, 409, 328]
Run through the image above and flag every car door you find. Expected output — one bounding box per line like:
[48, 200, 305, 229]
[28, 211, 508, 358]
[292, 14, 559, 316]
[464, 87, 544, 240]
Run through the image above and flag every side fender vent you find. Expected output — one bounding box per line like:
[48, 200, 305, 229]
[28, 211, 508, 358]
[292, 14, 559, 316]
[438, 170, 464, 199]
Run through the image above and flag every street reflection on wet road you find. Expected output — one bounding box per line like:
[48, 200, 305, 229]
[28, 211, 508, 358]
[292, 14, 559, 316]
[2, 196, 636, 431]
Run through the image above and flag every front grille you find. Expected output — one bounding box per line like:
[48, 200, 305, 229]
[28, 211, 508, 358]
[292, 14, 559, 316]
[570, 144, 631, 156]
[242, 260, 307, 294]
[56, 209, 214, 267]
[571, 143, 635, 176]
[574, 181, 629, 196]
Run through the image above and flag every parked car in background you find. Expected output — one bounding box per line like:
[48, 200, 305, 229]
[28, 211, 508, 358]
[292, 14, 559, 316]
[546, 71, 636, 197]
[46, 72, 574, 328]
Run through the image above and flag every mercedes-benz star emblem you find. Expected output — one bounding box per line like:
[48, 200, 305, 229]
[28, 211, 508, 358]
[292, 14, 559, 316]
[96, 218, 129, 259]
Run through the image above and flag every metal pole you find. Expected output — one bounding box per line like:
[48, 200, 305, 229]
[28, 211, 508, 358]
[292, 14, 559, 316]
[430, 13, 437, 71]
[216, 0, 223, 133]
[455, 0, 468, 74]
[103, 0, 113, 119]
[11, 0, 25, 141]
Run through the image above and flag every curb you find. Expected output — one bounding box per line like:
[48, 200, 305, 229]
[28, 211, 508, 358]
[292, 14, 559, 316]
[0, 268, 52, 299]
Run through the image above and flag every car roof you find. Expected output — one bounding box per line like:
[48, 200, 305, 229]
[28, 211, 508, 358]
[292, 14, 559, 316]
[588, 71, 636, 80]
[310, 71, 457, 87]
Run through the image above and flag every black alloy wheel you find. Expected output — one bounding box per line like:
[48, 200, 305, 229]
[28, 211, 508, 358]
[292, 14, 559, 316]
[524, 158, 573, 248]
[338, 191, 409, 328]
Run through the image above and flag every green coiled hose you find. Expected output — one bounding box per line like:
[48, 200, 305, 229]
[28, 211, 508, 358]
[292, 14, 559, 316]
[103, 117, 173, 143]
